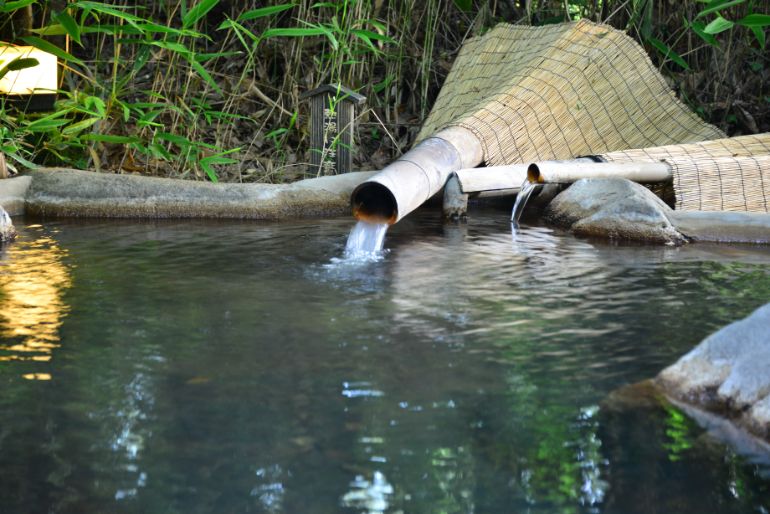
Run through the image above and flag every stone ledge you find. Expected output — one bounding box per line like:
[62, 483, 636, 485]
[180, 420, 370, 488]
[23, 168, 375, 219]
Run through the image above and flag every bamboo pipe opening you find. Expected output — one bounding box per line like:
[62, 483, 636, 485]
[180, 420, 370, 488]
[527, 163, 543, 184]
[351, 182, 398, 225]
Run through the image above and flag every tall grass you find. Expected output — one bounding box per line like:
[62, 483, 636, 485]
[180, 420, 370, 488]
[1, 0, 768, 182]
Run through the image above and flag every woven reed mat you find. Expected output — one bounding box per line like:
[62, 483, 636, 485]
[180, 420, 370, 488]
[602, 133, 770, 212]
[418, 19, 724, 165]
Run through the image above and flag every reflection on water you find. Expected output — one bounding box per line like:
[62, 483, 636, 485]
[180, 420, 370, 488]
[0, 214, 769, 514]
[0, 226, 71, 372]
[340, 471, 394, 514]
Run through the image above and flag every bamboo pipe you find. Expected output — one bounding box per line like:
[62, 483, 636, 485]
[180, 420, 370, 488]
[452, 163, 530, 195]
[442, 159, 593, 218]
[527, 160, 672, 184]
[351, 127, 483, 224]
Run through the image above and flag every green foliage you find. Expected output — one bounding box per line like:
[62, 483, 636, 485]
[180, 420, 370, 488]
[451, 0, 473, 12]
[646, 37, 691, 70]
[0, 0, 766, 179]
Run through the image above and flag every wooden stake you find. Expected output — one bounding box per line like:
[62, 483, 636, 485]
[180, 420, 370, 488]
[0, 152, 8, 179]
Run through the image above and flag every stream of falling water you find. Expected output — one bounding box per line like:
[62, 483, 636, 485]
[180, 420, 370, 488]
[344, 221, 389, 259]
[511, 179, 539, 225]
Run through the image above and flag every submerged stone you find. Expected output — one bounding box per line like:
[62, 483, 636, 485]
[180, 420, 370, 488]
[657, 303, 770, 442]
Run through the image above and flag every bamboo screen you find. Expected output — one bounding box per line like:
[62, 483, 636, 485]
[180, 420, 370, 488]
[602, 133, 770, 212]
[419, 19, 724, 165]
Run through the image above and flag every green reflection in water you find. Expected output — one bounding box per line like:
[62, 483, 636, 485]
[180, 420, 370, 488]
[662, 404, 696, 462]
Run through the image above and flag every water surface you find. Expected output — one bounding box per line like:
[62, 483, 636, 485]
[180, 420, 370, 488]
[1, 210, 769, 514]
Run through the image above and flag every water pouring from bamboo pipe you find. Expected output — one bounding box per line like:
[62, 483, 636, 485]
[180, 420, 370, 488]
[351, 126, 483, 224]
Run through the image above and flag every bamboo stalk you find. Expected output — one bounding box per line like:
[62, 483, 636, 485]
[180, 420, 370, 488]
[351, 126, 483, 223]
[527, 160, 672, 184]
[453, 163, 530, 194]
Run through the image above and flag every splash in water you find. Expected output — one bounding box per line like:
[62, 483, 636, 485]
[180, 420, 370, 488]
[511, 179, 539, 225]
[343, 221, 389, 260]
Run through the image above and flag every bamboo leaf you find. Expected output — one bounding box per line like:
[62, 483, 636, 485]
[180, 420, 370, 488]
[647, 37, 691, 70]
[199, 153, 239, 182]
[0, 57, 39, 82]
[351, 28, 394, 43]
[236, 4, 295, 22]
[136, 23, 201, 36]
[81, 134, 140, 143]
[452, 0, 472, 12]
[750, 26, 766, 49]
[198, 157, 219, 182]
[183, 0, 220, 29]
[149, 40, 191, 55]
[200, 155, 238, 165]
[0, 0, 37, 13]
[30, 23, 179, 37]
[189, 58, 222, 95]
[217, 18, 260, 43]
[20, 36, 85, 66]
[53, 11, 82, 45]
[688, 20, 719, 46]
[25, 118, 71, 132]
[352, 31, 379, 53]
[62, 117, 100, 135]
[195, 50, 241, 62]
[156, 131, 192, 146]
[4, 150, 37, 169]
[262, 27, 328, 38]
[298, 22, 338, 50]
[736, 14, 770, 28]
[703, 16, 734, 34]
[695, 0, 745, 19]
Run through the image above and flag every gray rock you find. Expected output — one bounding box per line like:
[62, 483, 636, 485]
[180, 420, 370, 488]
[657, 303, 770, 441]
[0, 175, 32, 216]
[25, 168, 376, 219]
[0, 206, 16, 242]
[544, 178, 686, 244]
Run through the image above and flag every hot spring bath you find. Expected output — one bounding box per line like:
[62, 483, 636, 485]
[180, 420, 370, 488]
[1, 210, 769, 514]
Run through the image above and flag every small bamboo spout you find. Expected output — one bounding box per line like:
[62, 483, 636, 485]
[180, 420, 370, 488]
[527, 160, 672, 184]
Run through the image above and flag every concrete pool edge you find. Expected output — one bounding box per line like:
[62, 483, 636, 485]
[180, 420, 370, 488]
[0, 175, 32, 216]
[3, 168, 376, 220]
[1, 171, 770, 244]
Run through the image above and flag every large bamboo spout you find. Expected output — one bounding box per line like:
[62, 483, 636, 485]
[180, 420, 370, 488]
[351, 127, 483, 224]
